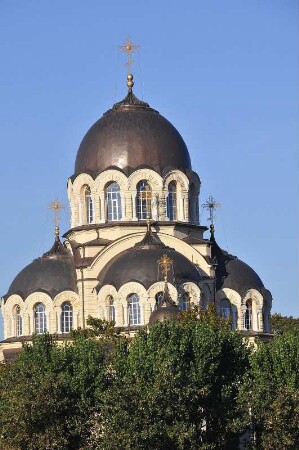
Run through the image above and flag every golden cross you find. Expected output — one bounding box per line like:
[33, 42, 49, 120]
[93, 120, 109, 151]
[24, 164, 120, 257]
[48, 198, 64, 227]
[118, 36, 140, 74]
[158, 254, 173, 283]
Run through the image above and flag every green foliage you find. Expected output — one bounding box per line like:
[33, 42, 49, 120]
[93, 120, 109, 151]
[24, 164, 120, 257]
[238, 329, 299, 450]
[0, 331, 109, 450]
[1, 311, 298, 450]
[89, 307, 249, 450]
[271, 312, 299, 334]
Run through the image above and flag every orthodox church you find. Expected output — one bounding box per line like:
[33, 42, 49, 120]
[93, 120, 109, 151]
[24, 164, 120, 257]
[0, 65, 272, 361]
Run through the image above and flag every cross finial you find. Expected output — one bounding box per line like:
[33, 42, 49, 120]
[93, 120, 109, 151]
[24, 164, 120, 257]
[48, 198, 64, 234]
[158, 254, 173, 283]
[201, 196, 221, 225]
[118, 36, 140, 77]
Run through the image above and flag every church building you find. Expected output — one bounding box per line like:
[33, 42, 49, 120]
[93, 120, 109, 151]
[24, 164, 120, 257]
[0, 62, 272, 361]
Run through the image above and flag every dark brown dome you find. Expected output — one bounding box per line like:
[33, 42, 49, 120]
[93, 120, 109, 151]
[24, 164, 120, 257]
[210, 230, 265, 296]
[4, 236, 77, 301]
[97, 231, 201, 291]
[74, 90, 191, 178]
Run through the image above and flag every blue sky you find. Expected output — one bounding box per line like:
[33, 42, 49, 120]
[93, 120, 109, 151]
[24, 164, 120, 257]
[0, 1, 298, 338]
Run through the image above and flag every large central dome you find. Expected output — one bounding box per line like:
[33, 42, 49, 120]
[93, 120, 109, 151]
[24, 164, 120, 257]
[74, 78, 191, 178]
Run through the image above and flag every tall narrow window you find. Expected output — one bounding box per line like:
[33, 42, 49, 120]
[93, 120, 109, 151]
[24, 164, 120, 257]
[34, 303, 46, 334]
[128, 293, 141, 325]
[244, 300, 253, 330]
[61, 302, 73, 333]
[167, 181, 177, 221]
[136, 180, 151, 220]
[106, 182, 122, 221]
[220, 299, 231, 320]
[108, 296, 115, 323]
[179, 292, 191, 311]
[15, 305, 22, 336]
[85, 186, 93, 224]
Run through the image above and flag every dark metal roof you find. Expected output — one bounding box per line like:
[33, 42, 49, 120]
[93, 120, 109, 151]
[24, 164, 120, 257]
[74, 89, 191, 178]
[210, 229, 265, 296]
[4, 236, 77, 301]
[97, 231, 201, 291]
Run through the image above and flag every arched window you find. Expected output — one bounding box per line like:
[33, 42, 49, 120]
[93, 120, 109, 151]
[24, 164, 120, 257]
[136, 180, 151, 220]
[108, 296, 115, 323]
[179, 292, 191, 311]
[167, 181, 177, 221]
[155, 291, 164, 306]
[106, 182, 122, 221]
[220, 299, 231, 320]
[85, 186, 93, 224]
[34, 303, 46, 334]
[244, 300, 253, 330]
[61, 302, 73, 333]
[15, 305, 22, 336]
[128, 293, 141, 325]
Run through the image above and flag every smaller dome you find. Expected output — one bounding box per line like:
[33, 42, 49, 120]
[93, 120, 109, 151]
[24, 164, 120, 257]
[5, 236, 77, 300]
[211, 231, 264, 296]
[149, 282, 179, 325]
[97, 230, 201, 291]
[149, 304, 179, 325]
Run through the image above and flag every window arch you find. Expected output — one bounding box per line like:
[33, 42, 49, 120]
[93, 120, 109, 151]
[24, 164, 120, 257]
[106, 182, 122, 221]
[220, 299, 231, 320]
[136, 180, 151, 220]
[34, 303, 46, 334]
[61, 302, 73, 333]
[244, 300, 253, 330]
[179, 292, 191, 311]
[128, 293, 141, 325]
[85, 186, 93, 224]
[15, 305, 22, 336]
[155, 291, 164, 306]
[167, 181, 177, 221]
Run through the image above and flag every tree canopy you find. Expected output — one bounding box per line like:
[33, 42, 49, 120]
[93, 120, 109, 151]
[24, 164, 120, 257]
[0, 309, 298, 450]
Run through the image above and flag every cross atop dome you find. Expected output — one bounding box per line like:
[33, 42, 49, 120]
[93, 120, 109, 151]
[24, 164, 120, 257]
[48, 198, 64, 237]
[118, 36, 140, 74]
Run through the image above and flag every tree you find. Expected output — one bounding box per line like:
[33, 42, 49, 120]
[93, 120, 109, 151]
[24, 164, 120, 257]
[238, 329, 299, 450]
[89, 306, 250, 450]
[0, 330, 112, 450]
[271, 313, 299, 334]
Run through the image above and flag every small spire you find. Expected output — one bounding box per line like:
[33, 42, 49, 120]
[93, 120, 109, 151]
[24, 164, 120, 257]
[146, 213, 151, 232]
[55, 225, 60, 239]
[210, 223, 215, 236]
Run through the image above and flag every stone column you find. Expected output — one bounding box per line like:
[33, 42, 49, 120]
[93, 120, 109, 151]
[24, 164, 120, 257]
[132, 192, 138, 220]
[99, 193, 105, 223]
[78, 198, 83, 225]
[238, 306, 246, 330]
[57, 311, 62, 334]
